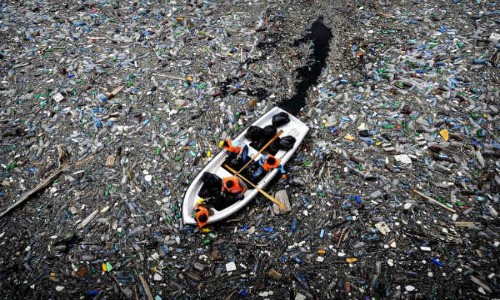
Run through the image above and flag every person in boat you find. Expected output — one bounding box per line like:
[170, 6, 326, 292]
[219, 139, 250, 163]
[221, 176, 248, 201]
[251, 154, 287, 181]
[194, 205, 209, 228]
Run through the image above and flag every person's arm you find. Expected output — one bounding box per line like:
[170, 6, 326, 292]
[258, 154, 267, 166]
[233, 140, 244, 153]
[278, 164, 287, 179]
[238, 178, 248, 193]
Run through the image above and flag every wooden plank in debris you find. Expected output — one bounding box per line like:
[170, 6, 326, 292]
[107, 85, 125, 99]
[138, 275, 154, 300]
[412, 189, 456, 213]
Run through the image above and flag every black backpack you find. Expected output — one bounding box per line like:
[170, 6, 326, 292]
[272, 112, 290, 127]
[279, 136, 296, 150]
[245, 126, 264, 141]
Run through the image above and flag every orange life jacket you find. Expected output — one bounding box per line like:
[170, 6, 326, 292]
[194, 206, 209, 228]
[223, 140, 241, 154]
[222, 177, 247, 194]
[262, 155, 281, 171]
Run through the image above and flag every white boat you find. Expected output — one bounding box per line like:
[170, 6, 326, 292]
[182, 107, 309, 225]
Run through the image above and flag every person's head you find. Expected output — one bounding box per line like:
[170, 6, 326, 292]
[195, 206, 209, 228]
[267, 157, 276, 165]
[226, 180, 234, 188]
[197, 214, 208, 223]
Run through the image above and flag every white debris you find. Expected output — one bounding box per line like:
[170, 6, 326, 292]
[52, 92, 64, 102]
[225, 262, 237, 272]
[153, 273, 163, 281]
[375, 221, 391, 235]
[394, 154, 412, 164]
[405, 285, 416, 292]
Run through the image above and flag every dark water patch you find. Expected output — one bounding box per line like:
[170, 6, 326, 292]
[247, 87, 269, 101]
[256, 32, 281, 50]
[279, 17, 332, 116]
[218, 77, 269, 101]
[218, 77, 235, 97]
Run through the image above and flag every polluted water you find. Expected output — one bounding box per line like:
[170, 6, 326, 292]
[0, 0, 499, 299]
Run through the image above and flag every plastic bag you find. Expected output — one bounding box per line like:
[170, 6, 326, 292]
[199, 172, 222, 198]
[262, 125, 277, 140]
[268, 139, 282, 154]
[279, 136, 296, 150]
[272, 112, 290, 127]
[245, 126, 264, 141]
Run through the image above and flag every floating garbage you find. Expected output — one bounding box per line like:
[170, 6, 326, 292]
[0, 0, 498, 299]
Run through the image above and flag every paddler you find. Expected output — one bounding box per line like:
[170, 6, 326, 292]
[194, 205, 209, 228]
[219, 139, 250, 163]
[250, 154, 287, 181]
[221, 176, 248, 200]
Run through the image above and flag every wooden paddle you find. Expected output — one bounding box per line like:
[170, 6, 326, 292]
[237, 129, 283, 174]
[224, 164, 285, 210]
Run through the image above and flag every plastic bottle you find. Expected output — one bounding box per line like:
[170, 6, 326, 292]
[369, 191, 383, 199]
[291, 218, 298, 232]
[128, 226, 144, 237]
[431, 258, 444, 267]
[375, 261, 382, 274]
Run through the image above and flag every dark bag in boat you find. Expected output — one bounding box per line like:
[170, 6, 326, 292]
[268, 138, 281, 154]
[279, 135, 296, 150]
[245, 126, 264, 142]
[199, 172, 222, 198]
[262, 125, 277, 140]
[272, 112, 290, 127]
[250, 140, 264, 151]
[201, 172, 221, 185]
[205, 196, 228, 211]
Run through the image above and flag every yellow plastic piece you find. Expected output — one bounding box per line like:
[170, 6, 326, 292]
[218, 140, 224, 148]
[439, 129, 449, 141]
[344, 134, 355, 141]
[196, 198, 205, 205]
[346, 257, 358, 263]
[317, 249, 326, 255]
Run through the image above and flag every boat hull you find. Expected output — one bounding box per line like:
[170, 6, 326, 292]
[182, 107, 309, 225]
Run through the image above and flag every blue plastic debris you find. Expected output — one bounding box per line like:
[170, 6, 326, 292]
[291, 218, 298, 232]
[431, 258, 444, 267]
[263, 226, 274, 233]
